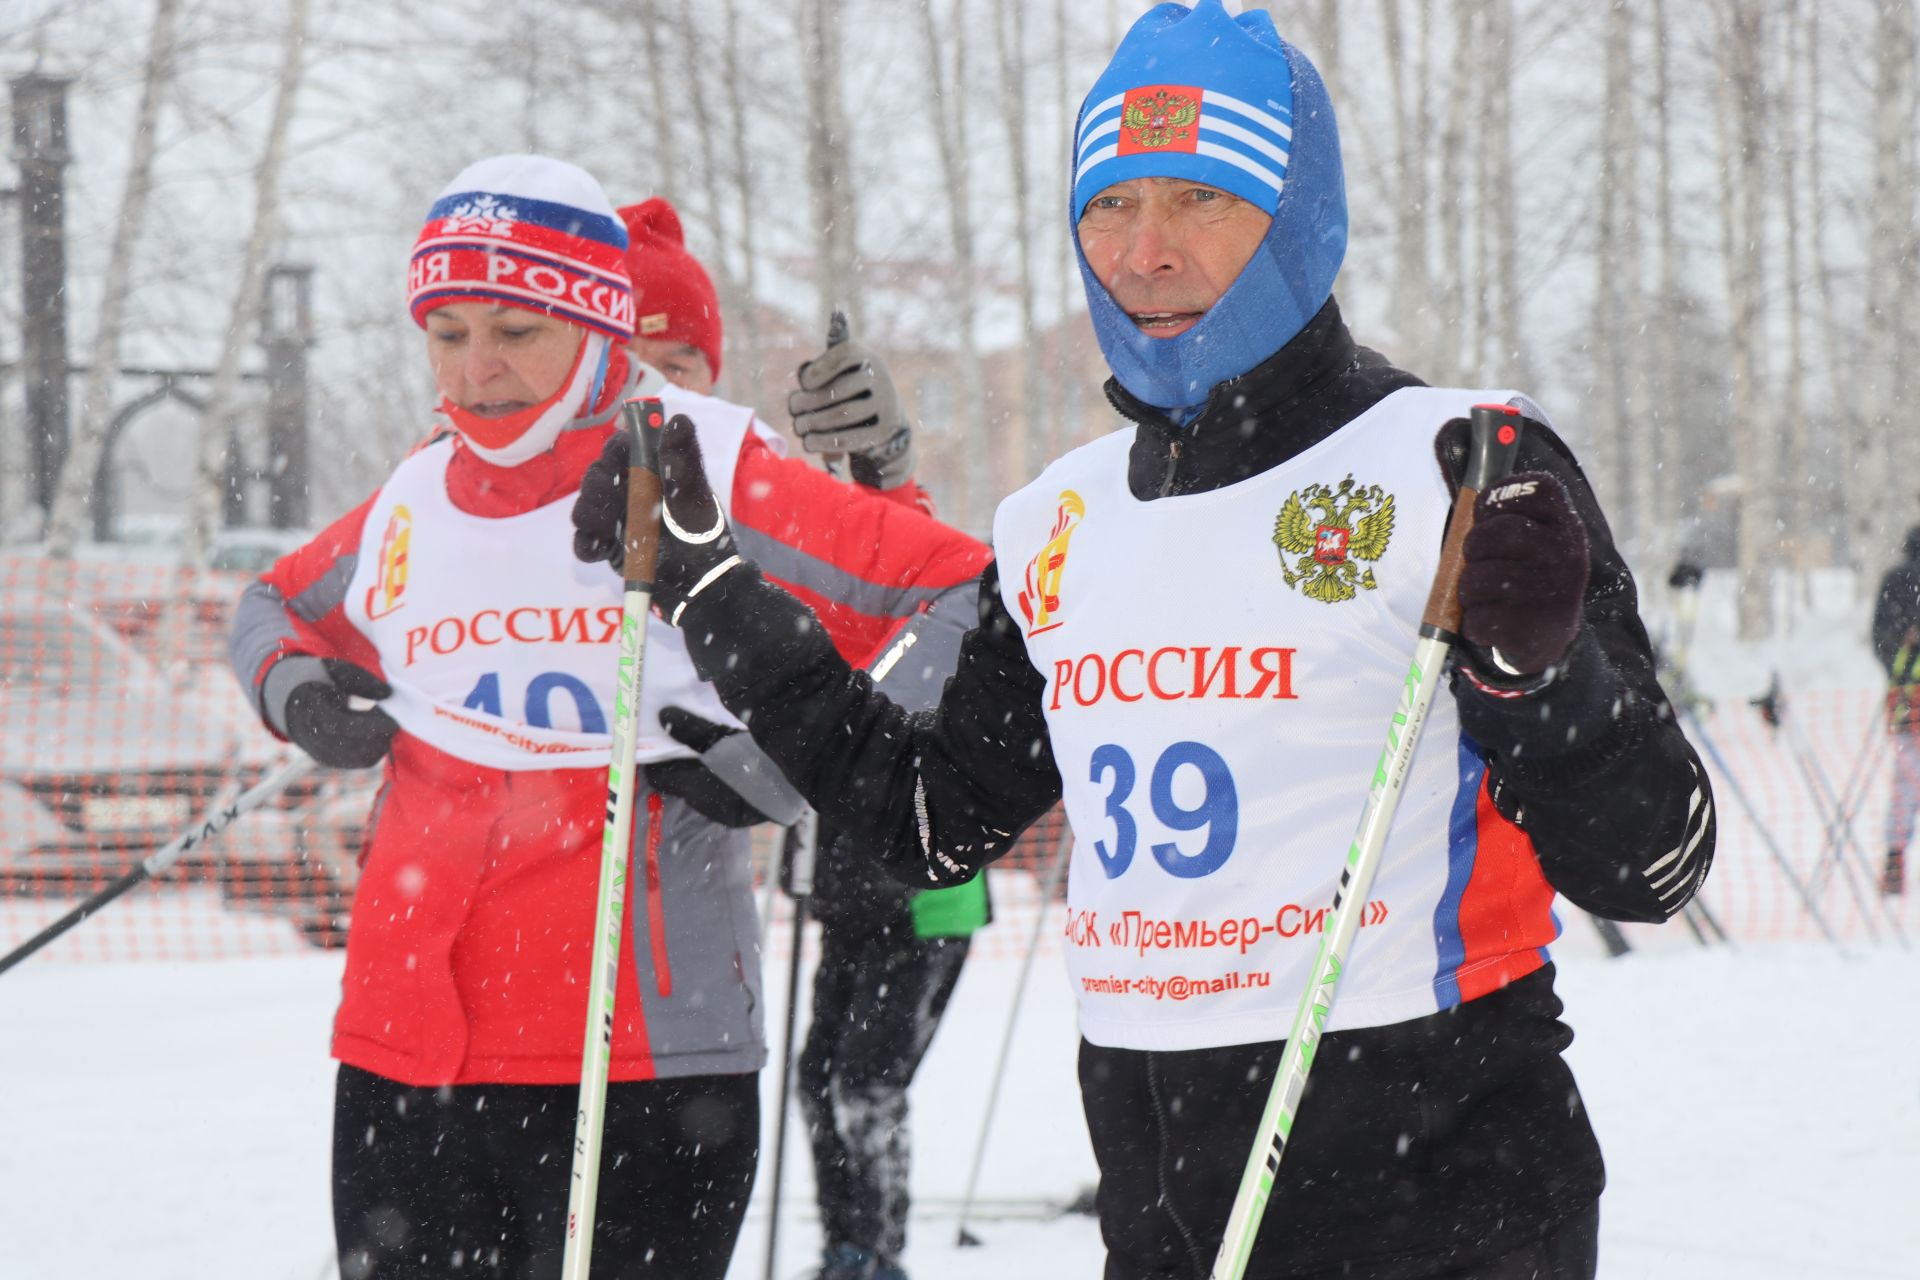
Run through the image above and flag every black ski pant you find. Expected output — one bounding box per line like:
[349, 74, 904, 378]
[1079, 968, 1605, 1280]
[332, 1062, 758, 1279]
[796, 925, 970, 1260]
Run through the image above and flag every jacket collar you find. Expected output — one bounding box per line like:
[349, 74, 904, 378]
[1107, 297, 1381, 499]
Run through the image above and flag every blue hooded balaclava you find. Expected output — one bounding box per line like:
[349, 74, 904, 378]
[1072, 0, 1347, 418]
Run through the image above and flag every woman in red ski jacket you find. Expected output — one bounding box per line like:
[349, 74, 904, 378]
[227, 154, 987, 1279]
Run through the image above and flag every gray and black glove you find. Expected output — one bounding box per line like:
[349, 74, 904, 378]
[788, 331, 915, 491]
[263, 656, 397, 770]
[570, 414, 743, 625]
[644, 706, 805, 828]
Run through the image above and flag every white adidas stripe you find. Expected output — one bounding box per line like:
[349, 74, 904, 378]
[1201, 114, 1291, 170]
[1195, 140, 1283, 195]
[1645, 783, 1706, 877]
[1074, 143, 1120, 187]
[1201, 88, 1293, 141]
[1652, 820, 1708, 895]
[1077, 115, 1122, 164]
[1075, 138, 1284, 201]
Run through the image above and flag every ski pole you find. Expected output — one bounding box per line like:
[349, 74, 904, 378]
[820, 309, 852, 482]
[1772, 690, 1907, 947]
[0, 755, 315, 976]
[1807, 717, 1887, 904]
[1683, 894, 1731, 946]
[956, 814, 1075, 1247]
[1678, 704, 1846, 954]
[1209, 404, 1524, 1280]
[1585, 912, 1632, 958]
[561, 395, 667, 1280]
[1751, 676, 1879, 941]
[763, 807, 820, 1280]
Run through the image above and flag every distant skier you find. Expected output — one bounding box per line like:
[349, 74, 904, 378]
[1870, 524, 1920, 896]
[570, 3, 1718, 1277]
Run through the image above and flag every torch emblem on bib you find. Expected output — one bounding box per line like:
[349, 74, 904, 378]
[366, 505, 414, 619]
[1019, 490, 1086, 636]
[1273, 477, 1395, 604]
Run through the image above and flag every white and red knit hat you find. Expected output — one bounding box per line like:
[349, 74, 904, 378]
[407, 155, 635, 341]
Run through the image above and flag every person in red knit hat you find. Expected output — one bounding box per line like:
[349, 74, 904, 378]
[617, 195, 924, 499]
[228, 156, 989, 1279]
[604, 195, 988, 1280]
[620, 196, 726, 392]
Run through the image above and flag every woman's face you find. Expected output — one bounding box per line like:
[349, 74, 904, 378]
[425, 302, 585, 415]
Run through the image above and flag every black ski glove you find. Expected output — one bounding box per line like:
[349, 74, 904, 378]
[263, 656, 398, 770]
[570, 415, 743, 625]
[1457, 470, 1590, 676]
[643, 706, 805, 828]
[788, 327, 916, 491]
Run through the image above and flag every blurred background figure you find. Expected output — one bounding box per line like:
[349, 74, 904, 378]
[1869, 525, 1920, 896]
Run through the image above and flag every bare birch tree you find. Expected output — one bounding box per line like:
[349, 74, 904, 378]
[1714, 0, 1775, 639]
[803, 0, 862, 332]
[1472, 0, 1531, 393]
[919, 0, 991, 527]
[1378, 0, 1434, 372]
[1587, 1, 1632, 532]
[1432, 0, 1474, 383]
[1647, 0, 1684, 582]
[1862, 0, 1919, 571]
[720, 0, 766, 394]
[674, 0, 752, 401]
[43, 0, 181, 558]
[1777, 0, 1813, 597]
[995, 0, 1045, 484]
[1804, 1, 1863, 576]
[640, 2, 682, 209]
[179, 0, 313, 572]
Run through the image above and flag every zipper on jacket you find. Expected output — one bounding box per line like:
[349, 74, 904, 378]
[1145, 1054, 1207, 1275]
[1158, 438, 1183, 498]
[644, 791, 673, 998]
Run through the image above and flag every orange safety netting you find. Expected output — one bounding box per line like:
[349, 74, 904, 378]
[2, 548, 1906, 966]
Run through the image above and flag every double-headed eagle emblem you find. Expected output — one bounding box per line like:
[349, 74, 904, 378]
[1122, 90, 1199, 149]
[1273, 476, 1396, 604]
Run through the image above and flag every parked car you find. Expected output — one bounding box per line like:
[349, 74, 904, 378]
[0, 591, 350, 947]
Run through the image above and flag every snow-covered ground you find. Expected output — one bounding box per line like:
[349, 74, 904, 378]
[1, 886, 1915, 1279]
[4, 568, 1917, 1278]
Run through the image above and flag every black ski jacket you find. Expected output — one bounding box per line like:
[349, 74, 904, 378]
[1871, 526, 1920, 676]
[677, 298, 1716, 1276]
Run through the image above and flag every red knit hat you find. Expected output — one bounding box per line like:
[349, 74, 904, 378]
[618, 197, 723, 379]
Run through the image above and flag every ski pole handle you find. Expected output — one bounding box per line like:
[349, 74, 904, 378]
[1421, 403, 1524, 637]
[821, 308, 851, 482]
[622, 396, 666, 587]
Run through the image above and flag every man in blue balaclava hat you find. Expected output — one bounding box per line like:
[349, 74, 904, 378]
[570, 4, 1717, 1276]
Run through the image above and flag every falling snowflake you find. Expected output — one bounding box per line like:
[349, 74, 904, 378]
[442, 194, 518, 235]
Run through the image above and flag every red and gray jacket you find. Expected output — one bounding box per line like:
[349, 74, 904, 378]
[228, 355, 990, 1086]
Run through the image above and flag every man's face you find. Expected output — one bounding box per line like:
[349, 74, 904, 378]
[1076, 178, 1272, 340]
[629, 337, 715, 395]
[425, 302, 584, 414]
